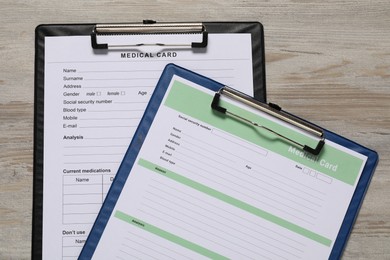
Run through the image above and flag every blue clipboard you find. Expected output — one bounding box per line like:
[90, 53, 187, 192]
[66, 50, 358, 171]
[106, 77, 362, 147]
[79, 64, 378, 260]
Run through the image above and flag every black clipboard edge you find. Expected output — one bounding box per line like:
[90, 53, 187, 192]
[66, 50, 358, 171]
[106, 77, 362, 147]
[32, 22, 265, 259]
[33, 24, 99, 260]
[33, 23, 98, 260]
[32, 25, 44, 260]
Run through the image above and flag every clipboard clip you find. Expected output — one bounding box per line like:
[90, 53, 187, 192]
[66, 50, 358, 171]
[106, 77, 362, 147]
[91, 20, 208, 49]
[211, 86, 325, 155]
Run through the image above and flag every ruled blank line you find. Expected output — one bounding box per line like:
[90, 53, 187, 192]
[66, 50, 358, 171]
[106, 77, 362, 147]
[125, 231, 193, 260]
[64, 145, 127, 148]
[182, 131, 326, 197]
[83, 86, 153, 89]
[173, 156, 317, 224]
[79, 125, 138, 128]
[138, 207, 251, 259]
[83, 137, 130, 140]
[84, 78, 157, 81]
[63, 212, 99, 216]
[78, 70, 162, 73]
[63, 153, 124, 156]
[141, 195, 287, 259]
[88, 109, 145, 112]
[119, 247, 147, 260]
[79, 117, 141, 120]
[113, 101, 148, 105]
[144, 188, 302, 258]
[123, 237, 176, 260]
[150, 179, 305, 248]
[178, 149, 322, 208]
[62, 202, 102, 206]
[63, 161, 119, 164]
[140, 206, 259, 260]
[176, 137, 323, 208]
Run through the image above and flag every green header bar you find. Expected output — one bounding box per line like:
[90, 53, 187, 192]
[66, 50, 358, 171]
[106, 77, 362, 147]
[114, 210, 228, 259]
[139, 158, 332, 247]
[164, 80, 364, 186]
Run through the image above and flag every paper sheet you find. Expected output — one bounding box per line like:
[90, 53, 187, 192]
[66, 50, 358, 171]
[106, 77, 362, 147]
[91, 75, 367, 259]
[43, 34, 254, 260]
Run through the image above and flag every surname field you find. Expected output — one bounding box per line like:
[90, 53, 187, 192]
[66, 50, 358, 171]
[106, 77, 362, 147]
[211, 128, 268, 157]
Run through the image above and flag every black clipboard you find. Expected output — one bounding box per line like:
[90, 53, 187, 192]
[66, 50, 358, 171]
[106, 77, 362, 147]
[33, 21, 266, 259]
[79, 64, 378, 259]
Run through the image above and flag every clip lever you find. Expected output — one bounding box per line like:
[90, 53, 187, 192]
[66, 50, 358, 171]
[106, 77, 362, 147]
[91, 22, 208, 49]
[211, 88, 325, 156]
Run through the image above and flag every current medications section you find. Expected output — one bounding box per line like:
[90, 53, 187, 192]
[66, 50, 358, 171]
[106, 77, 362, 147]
[60, 65, 153, 217]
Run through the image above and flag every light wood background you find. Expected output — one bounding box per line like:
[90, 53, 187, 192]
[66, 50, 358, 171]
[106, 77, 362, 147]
[1, 1, 389, 259]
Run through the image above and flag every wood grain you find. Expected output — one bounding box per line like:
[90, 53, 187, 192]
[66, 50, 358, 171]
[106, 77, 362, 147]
[0, 0, 389, 259]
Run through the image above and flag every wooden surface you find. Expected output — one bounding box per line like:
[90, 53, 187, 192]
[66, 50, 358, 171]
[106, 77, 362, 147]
[1, 1, 389, 259]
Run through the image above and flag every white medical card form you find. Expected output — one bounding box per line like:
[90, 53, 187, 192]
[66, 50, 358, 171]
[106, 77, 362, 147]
[43, 34, 253, 260]
[88, 73, 368, 260]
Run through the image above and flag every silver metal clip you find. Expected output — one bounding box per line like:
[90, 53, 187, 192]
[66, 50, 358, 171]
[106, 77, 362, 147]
[211, 86, 325, 155]
[91, 21, 208, 49]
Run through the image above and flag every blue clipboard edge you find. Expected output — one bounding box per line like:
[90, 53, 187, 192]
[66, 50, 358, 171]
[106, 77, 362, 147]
[327, 130, 378, 259]
[79, 63, 379, 259]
